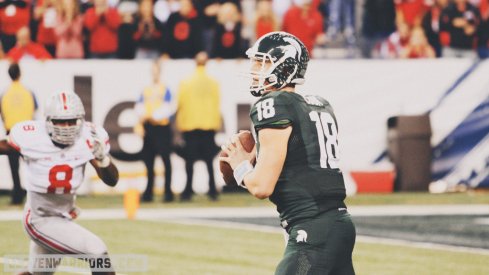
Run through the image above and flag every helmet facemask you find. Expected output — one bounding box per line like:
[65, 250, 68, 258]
[46, 118, 84, 146]
[246, 50, 280, 97]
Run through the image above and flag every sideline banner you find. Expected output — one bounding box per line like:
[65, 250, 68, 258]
[0, 59, 483, 193]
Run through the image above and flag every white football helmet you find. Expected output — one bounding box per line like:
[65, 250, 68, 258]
[45, 91, 85, 146]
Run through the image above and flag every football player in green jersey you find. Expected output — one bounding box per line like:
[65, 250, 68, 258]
[220, 32, 356, 275]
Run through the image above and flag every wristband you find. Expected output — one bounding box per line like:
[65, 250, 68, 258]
[233, 160, 253, 188]
[96, 156, 111, 168]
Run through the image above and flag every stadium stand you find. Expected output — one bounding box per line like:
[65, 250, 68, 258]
[0, 0, 488, 61]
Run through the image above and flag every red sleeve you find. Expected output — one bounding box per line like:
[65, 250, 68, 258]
[6, 47, 23, 63]
[35, 44, 52, 60]
[104, 9, 121, 30]
[25, 43, 52, 60]
[84, 9, 99, 30]
[314, 12, 324, 35]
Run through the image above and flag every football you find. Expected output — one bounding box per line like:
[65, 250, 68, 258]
[219, 130, 256, 186]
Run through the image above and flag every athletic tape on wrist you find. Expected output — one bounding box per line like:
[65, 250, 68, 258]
[96, 156, 111, 168]
[233, 160, 253, 188]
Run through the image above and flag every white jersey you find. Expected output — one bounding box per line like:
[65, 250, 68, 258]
[8, 120, 110, 194]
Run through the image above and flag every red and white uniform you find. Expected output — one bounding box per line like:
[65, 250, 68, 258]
[8, 120, 109, 194]
[8, 120, 111, 267]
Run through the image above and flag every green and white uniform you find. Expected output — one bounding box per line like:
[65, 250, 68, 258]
[250, 91, 355, 275]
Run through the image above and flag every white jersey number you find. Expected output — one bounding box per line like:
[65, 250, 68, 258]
[309, 111, 339, 169]
[256, 98, 275, 121]
[48, 165, 73, 194]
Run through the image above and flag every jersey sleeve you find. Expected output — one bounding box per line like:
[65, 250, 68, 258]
[8, 121, 39, 154]
[250, 92, 294, 130]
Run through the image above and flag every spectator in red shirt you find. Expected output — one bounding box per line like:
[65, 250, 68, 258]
[395, 0, 430, 28]
[6, 26, 52, 62]
[55, 0, 84, 59]
[0, 0, 31, 53]
[84, 0, 121, 58]
[34, 0, 59, 57]
[282, 0, 325, 56]
[254, 0, 278, 40]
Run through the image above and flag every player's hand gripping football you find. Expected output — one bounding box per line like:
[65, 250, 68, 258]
[219, 133, 256, 170]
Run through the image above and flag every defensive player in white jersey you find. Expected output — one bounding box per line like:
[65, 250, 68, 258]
[0, 91, 119, 275]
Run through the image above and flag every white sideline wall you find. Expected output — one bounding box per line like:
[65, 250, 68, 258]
[0, 59, 480, 194]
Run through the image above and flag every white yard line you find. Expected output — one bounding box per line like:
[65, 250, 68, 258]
[0, 204, 488, 221]
[2, 205, 489, 258]
[153, 217, 489, 256]
[347, 205, 489, 216]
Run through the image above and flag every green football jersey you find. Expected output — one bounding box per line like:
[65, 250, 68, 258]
[250, 91, 347, 227]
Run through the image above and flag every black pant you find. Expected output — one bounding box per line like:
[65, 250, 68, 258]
[276, 210, 356, 275]
[181, 130, 219, 196]
[141, 124, 173, 198]
[5, 130, 24, 204]
[8, 153, 24, 204]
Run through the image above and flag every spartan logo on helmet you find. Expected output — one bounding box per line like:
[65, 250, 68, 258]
[296, 230, 308, 243]
[246, 31, 309, 97]
[45, 91, 86, 146]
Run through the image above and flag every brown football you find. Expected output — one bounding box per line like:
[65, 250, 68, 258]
[219, 130, 256, 186]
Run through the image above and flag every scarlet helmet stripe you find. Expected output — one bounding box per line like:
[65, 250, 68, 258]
[61, 92, 68, 110]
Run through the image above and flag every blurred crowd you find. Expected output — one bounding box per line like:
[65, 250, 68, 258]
[0, 0, 488, 61]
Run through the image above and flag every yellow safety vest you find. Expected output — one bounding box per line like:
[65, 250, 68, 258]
[176, 67, 221, 132]
[1, 81, 36, 131]
[141, 83, 170, 126]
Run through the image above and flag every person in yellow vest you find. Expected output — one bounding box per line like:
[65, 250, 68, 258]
[0, 63, 38, 205]
[176, 52, 221, 201]
[134, 61, 175, 202]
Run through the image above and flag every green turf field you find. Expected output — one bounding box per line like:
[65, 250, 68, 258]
[1, 192, 489, 274]
[0, 219, 488, 275]
[1, 191, 489, 210]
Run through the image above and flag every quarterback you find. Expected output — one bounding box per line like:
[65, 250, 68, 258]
[0, 91, 118, 275]
[220, 32, 356, 274]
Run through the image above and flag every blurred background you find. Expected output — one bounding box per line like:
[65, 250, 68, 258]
[0, 0, 489, 274]
[0, 0, 487, 195]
